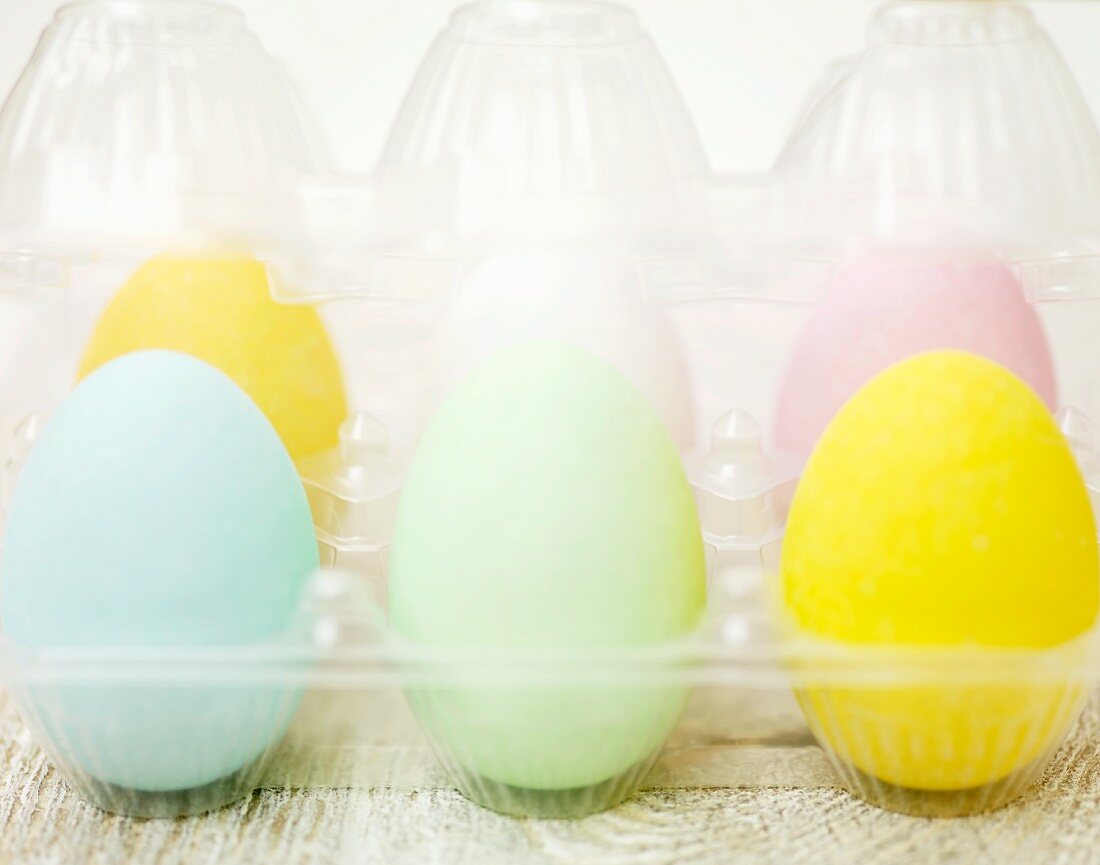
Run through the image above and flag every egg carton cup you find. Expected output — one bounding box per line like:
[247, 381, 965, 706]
[2, 568, 1098, 821]
[397, 659, 685, 818]
[812, 715, 1070, 819]
[267, 0, 728, 305]
[6, 666, 299, 818]
[0, 0, 330, 260]
[786, 632, 1093, 817]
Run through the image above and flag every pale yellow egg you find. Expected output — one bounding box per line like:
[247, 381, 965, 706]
[78, 254, 346, 459]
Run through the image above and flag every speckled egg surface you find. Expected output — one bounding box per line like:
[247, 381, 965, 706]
[781, 350, 1097, 790]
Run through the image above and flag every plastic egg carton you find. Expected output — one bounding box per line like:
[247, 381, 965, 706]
[714, 0, 1100, 489]
[0, 0, 1097, 828]
[679, 0, 1100, 557]
[3, 562, 1094, 820]
[264, 0, 733, 463]
[0, 0, 405, 567]
[265, 0, 739, 560]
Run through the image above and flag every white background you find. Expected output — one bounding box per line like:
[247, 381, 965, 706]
[2, 1, 1100, 175]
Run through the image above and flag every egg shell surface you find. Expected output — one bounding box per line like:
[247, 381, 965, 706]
[1, 350, 319, 792]
[773, 251, 1057, 460]
[431, 249, 695, 451]
[781, 350, 1098, 790]
[389, 341, 706, 791]
[78, 254, 347, 459]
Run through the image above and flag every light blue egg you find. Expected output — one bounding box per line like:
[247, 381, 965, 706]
[1, 350, 318, 795]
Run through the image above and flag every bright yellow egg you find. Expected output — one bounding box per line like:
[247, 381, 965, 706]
[78, 254, 346, 459]
[781, 350, 1098, 792]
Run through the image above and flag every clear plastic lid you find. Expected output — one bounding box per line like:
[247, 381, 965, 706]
[765, 0, 1100, 282]
[0, 0, 330, 259]
[269, 0, 724, 303]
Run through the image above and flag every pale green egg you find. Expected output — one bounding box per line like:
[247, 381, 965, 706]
[389, 341, 706, 794]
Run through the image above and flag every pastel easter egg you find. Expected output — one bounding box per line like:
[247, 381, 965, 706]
[78, 254, 346, 459]
[773, 251, 1056, 460]
[430, 249, 694, 451]
[389, 342, 705, 804]
[782, 350, 1097, 794]
[1, 350, 318, 799]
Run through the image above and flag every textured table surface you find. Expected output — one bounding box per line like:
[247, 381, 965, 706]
[3, 692, 1100, 865]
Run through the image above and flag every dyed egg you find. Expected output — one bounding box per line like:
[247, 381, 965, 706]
[430, 249, 694, 451]
[389, 342, 706, 795]
[1, 351, 318, 794]
[782, 351, 1097, 791]
[773, 251, 1057, 460]
[78, 254, 346, 459]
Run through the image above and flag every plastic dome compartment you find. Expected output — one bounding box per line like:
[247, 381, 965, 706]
[680, 0, 1100, 548]
[0, 0, 328, 257]
[268, 0, 727, 305]
[0, 1, 405, 571]
[771, 0, 1100, 265]
[0, 0, 331, 382]
[760, 0, 1100, 445]
[265, 0, 736, 560]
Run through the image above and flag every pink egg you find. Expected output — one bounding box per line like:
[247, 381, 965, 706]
[773, 250, 1057, 459]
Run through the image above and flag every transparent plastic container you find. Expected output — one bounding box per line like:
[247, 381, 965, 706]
[0, 0, 1097, 828]
[750, 0, 1100, 473]
[267, 0, 727, 485]
[0, 0, 398, 569]
[688, 0, 1100, 531]
[2, 560, 1094, 820]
